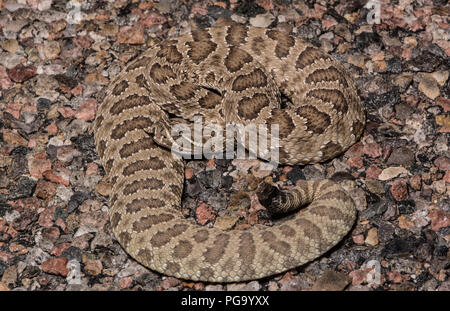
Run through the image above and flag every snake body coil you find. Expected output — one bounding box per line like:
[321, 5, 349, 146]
[94, 23, 365, 282]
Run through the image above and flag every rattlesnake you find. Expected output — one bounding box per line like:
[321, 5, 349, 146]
[93, 22, 365, 282]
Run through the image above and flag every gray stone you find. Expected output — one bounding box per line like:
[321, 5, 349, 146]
[387, 147, 416, 166]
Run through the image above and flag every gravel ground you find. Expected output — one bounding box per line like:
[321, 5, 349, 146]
[0, 0, 448, 291]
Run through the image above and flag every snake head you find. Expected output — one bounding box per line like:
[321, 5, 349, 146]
[255, 180, 280, 211]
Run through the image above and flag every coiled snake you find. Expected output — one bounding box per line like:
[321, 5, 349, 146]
[93, 22, 365, 282]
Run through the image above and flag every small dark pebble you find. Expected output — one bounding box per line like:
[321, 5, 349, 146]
[365, 191, 381, 205]
[302, 165, 325, 180]
[67, 192, 91, 213]
[287, 166, 306, 184]
[0, 169, 7, 188]
[312, 269, 350, 291]
[11, 154, 30, 178]
[430, 256, 449, 272]
[390, 282, 416, 291]
[397, 199, 415, 215]
[198, 190, 227, 210]
[355, 32, 381, 49]
[9, 254, 27, 266]
[15, 238, 34, 248]
[8, 176, 37, 200]
[394, 103, 415, 121]
[0, 204, 10, 217]
[383, 201, 398, 220]
[426, 43, 448, 61]
[326, 8, 352, 26]
[433, 0, 449, 5]
[409, 50, 445, 72]
[417, 153, 431, 164]
[117, 1, 134, 17]
[414, 243, 434, 261]
[442, 79, 450, 99]
[376, 123, 402, 138]
[184, 177, 203, 197]
[21, 265, 41, 279]
[37, 98, 52, 111]
[65, 65, 80, 79]
[135, 272, 160, 289]
[434, 245, 448, 257]
[438, 226, 450, 238]
[214, 159, 232, 170]
[70, 134, 97, 163]
[416, 271, 432, 287]
[421, 188, 433, 199]
[376, 221, 395, 243]
[408, 163, 426, 176]
[54, 206, 68, 222]
[221, 175, 234, 189]
[61, 246, 83, 262]
[330, 171, 355, 182]
[365, 89, 401, 112]
[88, 0, 107, 11]
[355, 251, 373, 266]
[360, 200, 387, 220]
[197, 170, 221, 188]
[0, 260, 8, 276]
[234, 0, 266, 17]
[12, 116, 43, 134]
[386, 57, 403, 74]
[10, 146, 30, 156]
[13, 208, 37, 231]
[423, 228, 438, 242]
[382, 235, 420, 257]
[341, 0, 366, 13]
[46, 145, 59, 160]
[194, 15, 215, 29]
[387, 147, 416, 166]
[208, 5, 232, 19]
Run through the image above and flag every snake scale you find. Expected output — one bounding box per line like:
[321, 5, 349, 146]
[93, 22, 365, 282]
